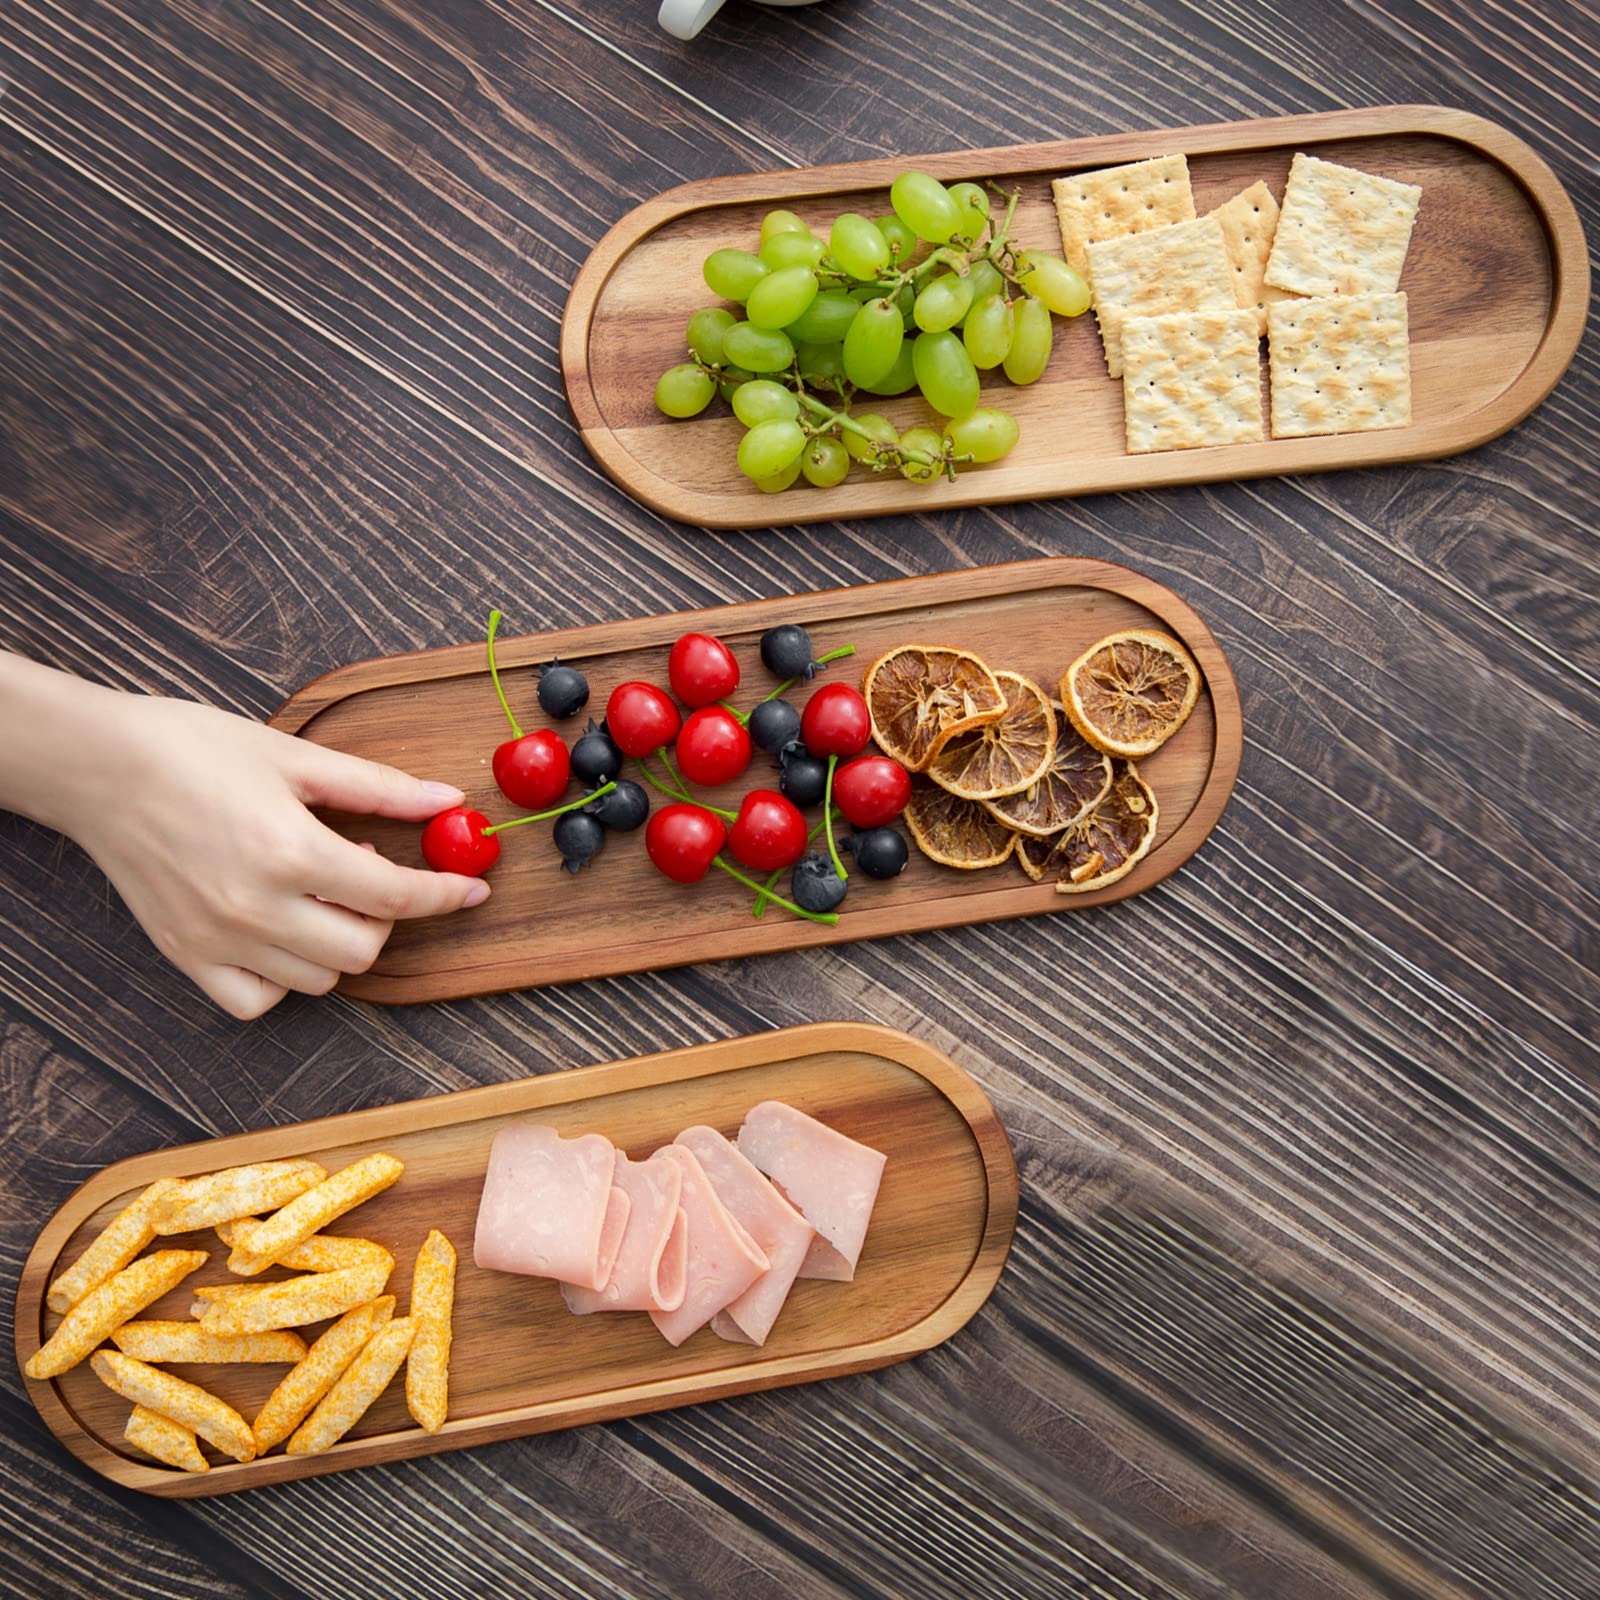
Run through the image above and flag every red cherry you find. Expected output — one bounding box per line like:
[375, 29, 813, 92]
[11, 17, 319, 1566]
[800, 682, 872, 758]
[607, 681, 681, 758]
[728, 789, 808, 872]
[832, 754, 911, 828]
[645, 803, 727, 883]
[669, 632, 740, 708]
[676, 705, 753, 787]
[492, 728, 570, 809]
[421, 807, 501, 875]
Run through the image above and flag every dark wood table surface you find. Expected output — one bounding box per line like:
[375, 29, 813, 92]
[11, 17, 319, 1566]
[2, 2, 1596, 1596]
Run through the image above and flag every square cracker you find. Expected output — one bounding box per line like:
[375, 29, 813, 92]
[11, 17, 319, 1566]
[1052, 154, 1195, 280]
[1085, 215, 1237, 378]
[1267, 291, 1410, 438]
[1121, 308, 1264, 453]
[1209, 180, 1297, 334]
[1263, 153, 1421, 297]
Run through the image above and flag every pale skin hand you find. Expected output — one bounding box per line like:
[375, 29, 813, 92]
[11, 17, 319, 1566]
[0, 654, 488, 1020]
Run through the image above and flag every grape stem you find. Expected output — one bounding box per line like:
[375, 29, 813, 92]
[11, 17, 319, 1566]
[752, 809, 836, 918]
[636, 751, 738, 822]
[760, 644, 855, 703]
[822, 754, 848, 881]
[483, 782, 615, 836]
[713, 856, 837, 927]
[794, 394, 974, 481]
[485, 609, 522, 739]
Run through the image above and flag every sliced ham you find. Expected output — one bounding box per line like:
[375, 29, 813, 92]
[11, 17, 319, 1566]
[674, 1125, 816, 1347]
[737, 1102, 886, 1282]
[562, 1150, 688, 1315]
[649, 1146, 769, 1348]
[474, 1124, 631, 1292]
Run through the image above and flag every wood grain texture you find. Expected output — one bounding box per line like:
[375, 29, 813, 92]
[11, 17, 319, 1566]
[563, 106, 1588, 526]
[269, 559, 1240, 1000]
[0, 0, 1596, 1596]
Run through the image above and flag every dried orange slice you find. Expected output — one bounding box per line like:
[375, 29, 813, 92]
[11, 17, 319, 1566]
[1015, 761, 1158, 893]
[981, 705, 1112, 837]
[1060, 631, 1200, 759]
[905, 782, 1017, 869]
[863, 645, 1006, 772]
[928, 672, 1056, 801]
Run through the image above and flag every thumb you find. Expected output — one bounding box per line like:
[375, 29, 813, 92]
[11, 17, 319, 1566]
[290, 742, 463, 821]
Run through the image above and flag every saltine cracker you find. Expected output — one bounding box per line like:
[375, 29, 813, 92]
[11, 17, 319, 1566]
[1051, 154, 1195, 280]
[1121, 308, 1265, 452]
[1267, 291, 1411, 437]
[1263, 153, 1421, 297]
[1209, 181, 1297, 334]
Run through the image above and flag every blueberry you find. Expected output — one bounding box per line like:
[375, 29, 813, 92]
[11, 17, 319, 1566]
[791, 853, 848, 913]
[749, 697, 801, 754]
[553, 811, 605, 873]
[570, 718, 622, 785]
[760, 623, 820, 681]
[847, 827, 908, 879]
[537, 659, 589, 719]
[585, 779, 648, 832]
[778, 741, 827, 808]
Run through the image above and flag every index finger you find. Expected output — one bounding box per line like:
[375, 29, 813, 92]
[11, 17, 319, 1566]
[311, 833, 490, 922]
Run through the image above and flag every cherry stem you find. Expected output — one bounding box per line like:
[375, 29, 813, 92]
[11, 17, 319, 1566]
[823, 755, 848, 881]
[638, 753, 737, 822]
[713, 857, 837, 926]
[752, 810, 835, 919]
[719, 700, 751, 727]
[485, 609, 522, 740]
[483, 782, 614, 836]
[761, 644, 856, 704]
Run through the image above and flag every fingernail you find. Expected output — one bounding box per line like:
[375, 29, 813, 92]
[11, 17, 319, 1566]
[359, 841, 377, 853]
[422, 781, 464, 808]
[464, 882, 491, 907]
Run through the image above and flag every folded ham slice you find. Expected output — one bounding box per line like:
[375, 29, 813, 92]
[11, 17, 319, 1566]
[737, 1102, 886, 1282]
[562, 1149, 688, 1315]
[649, 1146, 769, 1348]
[474, 1124, 631, 1292]
[674, 1126, 816, 1347]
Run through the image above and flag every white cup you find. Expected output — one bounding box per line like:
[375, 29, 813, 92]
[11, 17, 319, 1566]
[658, 0, 825, 41]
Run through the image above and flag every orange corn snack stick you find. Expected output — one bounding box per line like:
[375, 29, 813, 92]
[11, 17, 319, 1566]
[90, 1351, 255, 1462]
[124, 1405, 208, 1473]
[286, 1316, 415, 1456]
[405, 1230, 456, 1433]
[152, 1161, 326, 1235]
[251, 1297, 395, 1452]
[111, 1320, 308, 1365]
[200, 1256, 392, 1334]
[46, 1180, 180, 1314]
[226, 1155, 403, 1276]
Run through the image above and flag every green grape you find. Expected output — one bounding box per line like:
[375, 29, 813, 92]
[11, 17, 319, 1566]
[737, 418, 807, 480]
[717, 364, 753, 403]
[795, 340, 846, 388]
[948, 181, 991, 242]
[913, 272, 975, 333]
[898, 425, 945, 483]
[945, 407, 1020, 463]
[894, 281, 918, 329]
[800, 435, 851, 487]
[759, 230, 828, 271]
[912, 329, 980, 418]
[654, 363, 715, 418]
[874, 212, 918, 263]
[965, 258, 1005, 305]
[843, 411, 898, 462]
[732, 380, 800, 427]
[1003, 296, 1053, 384]
[785, 289, 860, 344]
[686, 307, 737, 366]
[862, 338, 917, 395]
[847, 284, 879, 305]
[1016, 251, 1091, 316]
[759, 209, 811, 246]
[842, 298, 904, 388]
[754, 459, 803, 493]
[746, 265, 819, 330]
[890, 171, 963, 244]
[829, 212, 891, 281]
[963, 293, 1014, 369]
[723, 321, 795, 374]
[704, 248, 769, 303]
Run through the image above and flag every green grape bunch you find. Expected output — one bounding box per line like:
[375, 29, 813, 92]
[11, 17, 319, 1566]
[651, 171, 1092, 493]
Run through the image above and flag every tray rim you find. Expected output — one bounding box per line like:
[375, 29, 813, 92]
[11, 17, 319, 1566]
[267, 556, 1243, 1002]
[16, 1022, 1019, 1498]
[559, 103, 1589, 528]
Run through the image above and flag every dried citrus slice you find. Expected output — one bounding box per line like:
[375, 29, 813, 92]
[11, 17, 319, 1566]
[1060, 630, 1200, 759]
[981, 705, 1113, 836]
[928, 672, 1056, 800]
[863, 645, 1006, 772]
[905, 782, 1017, 869]
[1015, 761, 1158, 893]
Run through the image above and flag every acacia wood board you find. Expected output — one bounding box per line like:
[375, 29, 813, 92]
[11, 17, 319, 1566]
[561, 104, 1588, 528]
[267, 558, 1241, 1003]
[16, 1024, 1016, 1498]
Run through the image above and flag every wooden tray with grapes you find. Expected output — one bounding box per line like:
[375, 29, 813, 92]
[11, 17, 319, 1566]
[560, 105, 1587, 528]
[270, 558, 1240, 1004]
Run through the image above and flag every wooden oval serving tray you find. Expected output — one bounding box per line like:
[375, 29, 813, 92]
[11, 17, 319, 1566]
[268, 558, 1241, 1004]
[17, 1024, 1016, 1497]
[562, 105, 1587, 528]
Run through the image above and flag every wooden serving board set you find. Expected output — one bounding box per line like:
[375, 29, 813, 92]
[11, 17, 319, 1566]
[17, 1025, 1016, 1497]
[270, 557, 1241, 1004]
[562, 105, 1587, 528]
